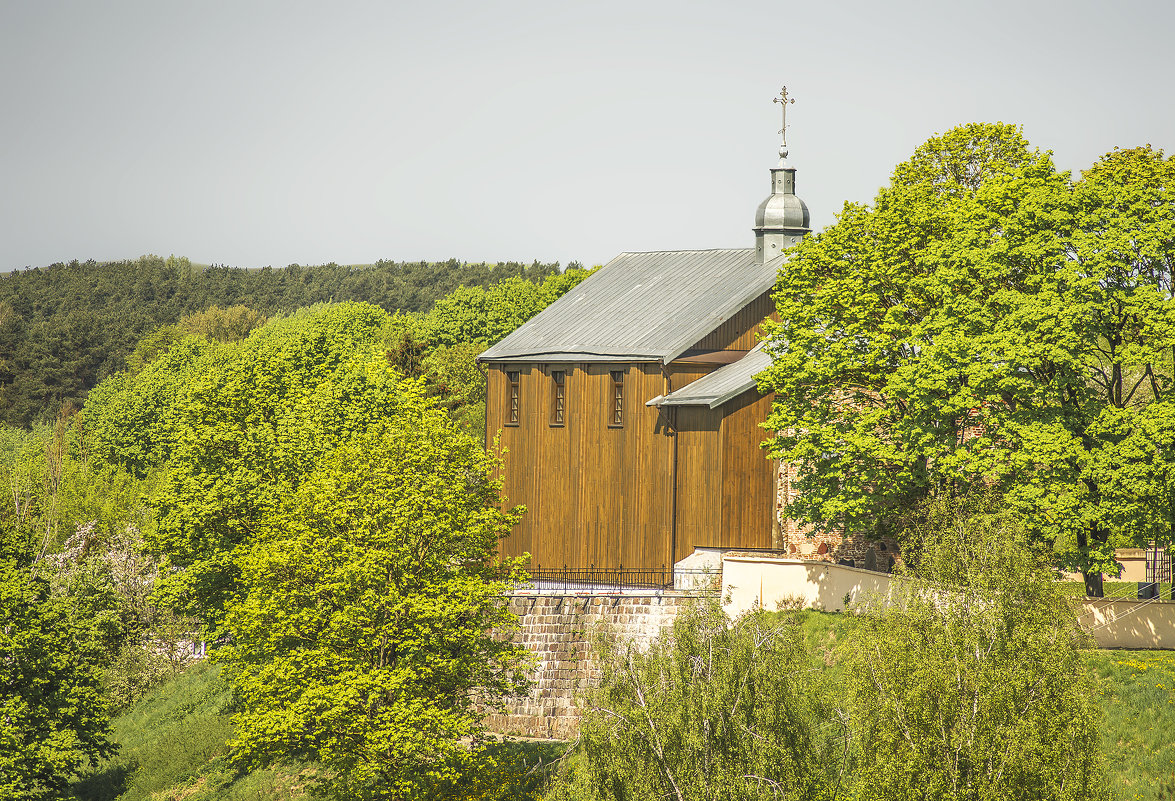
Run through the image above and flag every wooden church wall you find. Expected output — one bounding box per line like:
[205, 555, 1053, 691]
[688, 290, 776, 352]
[673, 405, 723, 560]
[719, 388, 776, 549]
[672, 388, 776, 561]
[487, 362, 678, 572]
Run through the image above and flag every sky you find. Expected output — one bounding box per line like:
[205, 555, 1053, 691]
[2, 0, 1173, 272]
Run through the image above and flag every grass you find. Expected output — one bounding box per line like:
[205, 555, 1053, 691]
[1058, 581, 1175, 600]
[73, 660, 314, 801]
[1086, 650, 1175, 801]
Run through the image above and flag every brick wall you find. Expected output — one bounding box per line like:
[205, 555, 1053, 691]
[485, 593, 688, 740]
[777, 459, 901, 569]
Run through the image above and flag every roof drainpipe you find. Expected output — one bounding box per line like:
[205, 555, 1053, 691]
[660, 361, 679, 577]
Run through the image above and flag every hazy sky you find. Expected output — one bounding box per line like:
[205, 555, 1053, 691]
[2, 0, 1172, 272]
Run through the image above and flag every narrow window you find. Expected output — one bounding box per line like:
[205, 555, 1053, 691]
[550, 369, 566, 426]
[507, 370, 520, 426]
[610, 370, 624, 427]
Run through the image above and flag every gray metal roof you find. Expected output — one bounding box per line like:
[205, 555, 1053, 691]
[647, 342, 772, 408]
[478, 249, 783, 364]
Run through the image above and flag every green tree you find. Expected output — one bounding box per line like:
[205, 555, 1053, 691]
[0, 550, 115, 799]
[424, 284, 490, 346]
[546, 598, 844, 801]
[759, 125, 1175, 593]
[83, 334, 213, 477]
[845, 497, 1102, 801]
[145, 303, 405, 627]
[421, 342, 488, 434]
[423, 268, 595, 348]
[218, 409, 527, 801]
[177, 304, 269, 343]
[1060, 146, 1175, 565]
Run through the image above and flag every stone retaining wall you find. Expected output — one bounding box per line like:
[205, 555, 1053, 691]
[485, 593, 688, 740]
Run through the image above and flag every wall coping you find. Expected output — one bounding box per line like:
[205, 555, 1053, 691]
[722, 553, 893, 580]
[1078, 595, 1175, 608]
[505, 588, 710, 599]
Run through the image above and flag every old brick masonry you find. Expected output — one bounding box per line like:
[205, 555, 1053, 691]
[485, 593, 687, 740]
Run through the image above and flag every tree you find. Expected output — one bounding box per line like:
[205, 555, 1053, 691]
[0, 553, 114, 800]
[177, 304, 268, 343]
[546, 598, 844, 801]
[759, 125, 1175, 593]
[143, 303, 407, 627]
[217, 409, 528, 801]
[1062, 145, 1175, 565]
[844, 497, 1102, 801]
[423, 268, 596, 348]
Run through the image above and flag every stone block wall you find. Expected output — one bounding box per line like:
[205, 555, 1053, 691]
[484, 593, 688, 740]
[776, 459, 901, 568]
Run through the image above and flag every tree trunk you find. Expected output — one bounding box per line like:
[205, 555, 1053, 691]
[1083, 571, 1103, 598]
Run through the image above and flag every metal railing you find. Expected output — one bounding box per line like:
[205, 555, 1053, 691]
[1146, 543, 1172, 585]
[525, 565, 673, 592]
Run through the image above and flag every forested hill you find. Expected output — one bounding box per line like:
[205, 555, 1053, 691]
[0, 254, 574, 427]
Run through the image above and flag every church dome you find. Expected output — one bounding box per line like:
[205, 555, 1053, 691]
[755, 183, 810, 230]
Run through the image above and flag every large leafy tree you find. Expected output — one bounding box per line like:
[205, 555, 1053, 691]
[760, 124, 1175, 592]
[145, 303, 409, 626]
[219, 410, 527, 801]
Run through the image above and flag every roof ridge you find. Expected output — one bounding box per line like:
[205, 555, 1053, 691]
[616, 247, 754, 256]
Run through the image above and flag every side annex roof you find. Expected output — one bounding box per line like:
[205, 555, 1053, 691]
[646, 341, 773, 409]
[477, 248, 784, 364]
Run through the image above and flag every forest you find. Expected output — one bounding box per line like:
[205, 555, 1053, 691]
[0, 256, 576, 428]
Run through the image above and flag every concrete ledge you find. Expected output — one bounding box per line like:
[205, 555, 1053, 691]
[722, 554, 894, 617]
[1076, 597, 1175, 649]
[721, 554, 1175, 650]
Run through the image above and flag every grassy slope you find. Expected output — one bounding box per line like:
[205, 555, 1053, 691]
[73, 661, 313, 801]
[76, 614, 1175, 801]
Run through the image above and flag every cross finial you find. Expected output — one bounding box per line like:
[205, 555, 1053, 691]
[773, 86, 795, 165]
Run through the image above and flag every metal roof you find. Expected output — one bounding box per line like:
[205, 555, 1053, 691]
[647, 342, 772, 408]
[478, 249, 783, 364]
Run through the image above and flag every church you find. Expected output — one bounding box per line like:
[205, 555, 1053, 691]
[478, 90, 876, 577]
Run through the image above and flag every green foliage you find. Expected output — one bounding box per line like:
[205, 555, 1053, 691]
[177, 304, 269, 343]
[546, 597, 844, 801]
[423, 268, 595, 348]
[0, 556, 115, 800]
[437, 740, 567, 801]
[0, 255, 568, 427]
[0, 412, 190, 717]
[845, 497, 1102, 801]
[137, 303, 405, 625]
[83, 335, 213, 477]
[553, 501, 1103, 801]
[217, 410, 528, 801]
[760, 124, 1175, 586]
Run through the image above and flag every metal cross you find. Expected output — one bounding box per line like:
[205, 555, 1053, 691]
[773, 86, 795, 157]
